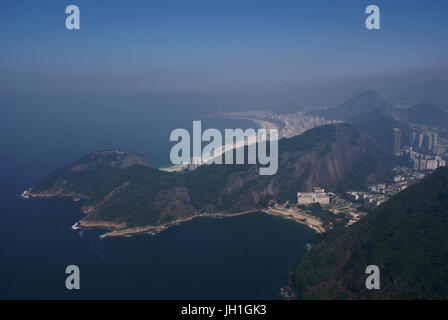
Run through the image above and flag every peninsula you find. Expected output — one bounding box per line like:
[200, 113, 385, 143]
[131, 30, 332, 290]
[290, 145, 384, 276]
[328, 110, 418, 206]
[27, 124, 394, 237]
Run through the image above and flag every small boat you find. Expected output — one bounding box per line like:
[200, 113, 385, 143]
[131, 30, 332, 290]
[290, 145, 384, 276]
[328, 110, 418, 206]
[21, 190, 30, 199]
[71, 222, 80, 230]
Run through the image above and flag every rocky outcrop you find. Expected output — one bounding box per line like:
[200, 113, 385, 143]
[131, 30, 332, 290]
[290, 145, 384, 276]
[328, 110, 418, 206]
[220, 125, 389, 211]
[294, 135, 368, 190]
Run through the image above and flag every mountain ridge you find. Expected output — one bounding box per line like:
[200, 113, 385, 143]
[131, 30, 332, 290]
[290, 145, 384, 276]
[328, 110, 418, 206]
[406, 102, 448, 129]
[319, 90, 395, 121]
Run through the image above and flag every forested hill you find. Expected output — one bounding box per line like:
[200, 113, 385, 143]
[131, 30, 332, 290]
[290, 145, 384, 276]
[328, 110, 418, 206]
[29, 123, 394, 229]
[293, 167, 448, 300]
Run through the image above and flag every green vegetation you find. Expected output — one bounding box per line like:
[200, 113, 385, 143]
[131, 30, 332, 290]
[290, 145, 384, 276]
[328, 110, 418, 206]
[31, 123, 394, 228]
[293, 167, 448, 299]
[302, 203, 335, 222]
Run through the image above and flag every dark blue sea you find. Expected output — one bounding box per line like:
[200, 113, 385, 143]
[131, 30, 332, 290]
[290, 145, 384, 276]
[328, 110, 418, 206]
[0, 97, 314, 299]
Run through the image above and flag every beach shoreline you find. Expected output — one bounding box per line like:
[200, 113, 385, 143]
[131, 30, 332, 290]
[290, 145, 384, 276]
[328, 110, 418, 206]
[262, 208, 325, 233]
[24, 187, 325, 237]
[78, 210, 261, 238]
[77, 207, 324, 238]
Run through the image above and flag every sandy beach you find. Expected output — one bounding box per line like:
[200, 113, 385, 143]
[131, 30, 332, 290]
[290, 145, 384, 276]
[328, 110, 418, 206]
[262, 208, 325, 233]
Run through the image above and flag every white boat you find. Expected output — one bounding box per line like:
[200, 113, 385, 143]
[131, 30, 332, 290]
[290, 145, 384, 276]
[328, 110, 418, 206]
[71, 222, 80, 230]
[21, 190, 30, 199]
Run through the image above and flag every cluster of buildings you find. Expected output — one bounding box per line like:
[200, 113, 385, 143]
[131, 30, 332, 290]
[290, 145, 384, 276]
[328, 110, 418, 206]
[346, 212, 362, 227]
[392, 128, 447, 172]
[347, 166, 425, 211]
[392, 128, 403, 156]
[160, 157, 204, 173]
[218, 110, 337, 139]
[406, 150, 446, 171]
[188, 157, 203, 170]
[346, 189, 387, 211]
[393, 128, 447, 157]
[408, 131, 443, 155]
[296, 188, 368, 228]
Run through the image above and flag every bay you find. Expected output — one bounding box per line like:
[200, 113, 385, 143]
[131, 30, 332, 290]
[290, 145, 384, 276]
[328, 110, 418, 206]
[0, 101, 314, 299]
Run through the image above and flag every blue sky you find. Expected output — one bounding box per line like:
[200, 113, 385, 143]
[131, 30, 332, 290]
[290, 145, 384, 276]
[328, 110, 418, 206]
[1, 0, 447, 94]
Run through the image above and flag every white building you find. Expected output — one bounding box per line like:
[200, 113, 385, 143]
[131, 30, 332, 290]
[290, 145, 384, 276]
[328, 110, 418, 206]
[297, 189, 330, 205]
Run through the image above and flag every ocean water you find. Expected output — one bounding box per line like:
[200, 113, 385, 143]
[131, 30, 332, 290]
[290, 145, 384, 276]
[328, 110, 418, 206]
[0, 100, 314, 299]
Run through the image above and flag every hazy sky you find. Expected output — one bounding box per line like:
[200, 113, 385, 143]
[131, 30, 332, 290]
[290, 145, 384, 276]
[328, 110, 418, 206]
[1, 0, 447, 96]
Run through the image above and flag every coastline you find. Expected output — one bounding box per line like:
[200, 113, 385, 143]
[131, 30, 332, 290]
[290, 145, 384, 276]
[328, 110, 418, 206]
[207, 114, 279, 132]
[262, 208, 325, 233]
[80, 210, 261, 238]
[77, 208, 324, 238]
[24, 188, 325, 237]
[159, 115, 280, 173]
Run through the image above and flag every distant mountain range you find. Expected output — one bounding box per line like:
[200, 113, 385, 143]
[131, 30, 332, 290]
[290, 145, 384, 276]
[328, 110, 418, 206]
[350, 108, 411, 154]
[29, 123, 394, 233]
[293, 167, 448, 299]
[397, 79, 448, 110]
[406, 102, 448, 129]
[318, 90, 395, 122]
[316, 90, 447, 146]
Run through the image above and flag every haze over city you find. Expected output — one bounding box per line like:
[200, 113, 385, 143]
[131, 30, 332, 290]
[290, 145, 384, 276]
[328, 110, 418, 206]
[1, 0, 447, 109]
[2, 0, 448, 307]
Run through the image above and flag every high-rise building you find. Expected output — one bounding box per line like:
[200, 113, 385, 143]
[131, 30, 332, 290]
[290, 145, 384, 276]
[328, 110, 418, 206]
[410, 159, 419, 171]
[432, 132, 438, 149]
[420, 159, 427, 171]
[188, 157, 202, 170]
[393, 128, 402, 155]
[427, 160, 438, 170]
[423, 133, 433, 152]
[417, 133, 424, 150]
[409, 132, 416, 148]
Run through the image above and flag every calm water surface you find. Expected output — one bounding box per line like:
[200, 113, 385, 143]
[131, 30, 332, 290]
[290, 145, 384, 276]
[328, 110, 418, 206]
[0, 102, 314, 299]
